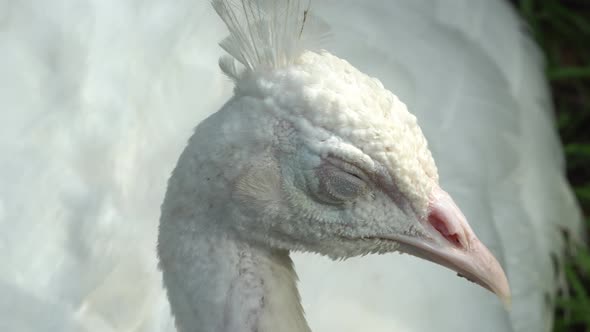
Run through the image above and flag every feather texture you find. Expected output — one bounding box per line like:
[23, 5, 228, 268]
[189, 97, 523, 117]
[212, 0, 328, 76]
[0, 1, 581, 331]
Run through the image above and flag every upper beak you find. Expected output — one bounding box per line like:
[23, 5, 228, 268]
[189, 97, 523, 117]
[383, 186, 511, 307]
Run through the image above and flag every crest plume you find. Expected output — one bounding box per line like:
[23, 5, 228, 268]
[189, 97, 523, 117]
[212, 0, 328, 78]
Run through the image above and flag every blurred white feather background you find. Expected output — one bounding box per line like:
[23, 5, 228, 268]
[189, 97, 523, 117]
[0, 1, 581, 331]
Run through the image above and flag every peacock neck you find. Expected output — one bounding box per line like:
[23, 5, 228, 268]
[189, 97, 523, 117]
[159, 222, 311, 332]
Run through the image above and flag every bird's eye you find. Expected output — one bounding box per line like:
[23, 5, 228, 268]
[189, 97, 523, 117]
[315, 165, 368, 204]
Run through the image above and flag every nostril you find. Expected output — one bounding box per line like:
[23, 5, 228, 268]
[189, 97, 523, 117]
[446, 233, 462, 247]
[428, 212, 463, 248]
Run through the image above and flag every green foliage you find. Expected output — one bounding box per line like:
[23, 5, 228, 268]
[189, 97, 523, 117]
[553, 240, 590, 331]
[513, 0, 590, 331]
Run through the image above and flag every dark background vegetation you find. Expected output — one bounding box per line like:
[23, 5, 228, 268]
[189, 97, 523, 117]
[510, 0, 590, 330]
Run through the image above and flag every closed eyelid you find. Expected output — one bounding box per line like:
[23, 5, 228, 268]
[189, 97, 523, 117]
[323, 156, 406, 209]
[315, 165, 369, 204]
[323, 157, 371, 183]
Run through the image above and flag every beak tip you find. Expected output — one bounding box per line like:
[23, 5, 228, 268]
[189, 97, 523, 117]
[496, 275, 512, 311]
[496, 283, 512, 310]
[487, 250, 512, 310]
[479, 247, 512, 311]
[477, 252, 511, 310]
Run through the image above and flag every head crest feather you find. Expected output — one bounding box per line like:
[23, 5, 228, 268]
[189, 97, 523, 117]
[212, 0, 329, 79]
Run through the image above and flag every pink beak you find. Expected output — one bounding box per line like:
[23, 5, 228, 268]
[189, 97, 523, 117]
[384, 186, 511, 307]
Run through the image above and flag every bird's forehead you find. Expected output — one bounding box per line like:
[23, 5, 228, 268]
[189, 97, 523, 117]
[252, 51, 420, 147]
[243, 50, 439, 215]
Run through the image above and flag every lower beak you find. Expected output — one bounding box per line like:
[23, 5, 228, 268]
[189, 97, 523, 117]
[383, 187, 511, 307]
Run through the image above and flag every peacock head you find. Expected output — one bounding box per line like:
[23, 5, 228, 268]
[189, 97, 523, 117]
[162, 0, 510, 306]
[222, 50, 509, 304]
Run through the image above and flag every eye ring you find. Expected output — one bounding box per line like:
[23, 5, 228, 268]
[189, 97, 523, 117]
[314, 164, 369, 205]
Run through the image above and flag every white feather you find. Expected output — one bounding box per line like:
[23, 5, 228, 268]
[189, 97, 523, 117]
[212, 0, 328, 72]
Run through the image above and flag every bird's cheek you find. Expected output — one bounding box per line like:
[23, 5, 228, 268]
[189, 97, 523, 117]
[233, 159, 283, 219]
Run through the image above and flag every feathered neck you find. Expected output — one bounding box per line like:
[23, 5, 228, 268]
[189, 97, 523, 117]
[159, 222, 310, 332]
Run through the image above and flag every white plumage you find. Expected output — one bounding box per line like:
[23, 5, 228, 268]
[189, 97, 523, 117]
[0, 1, 581, 332]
